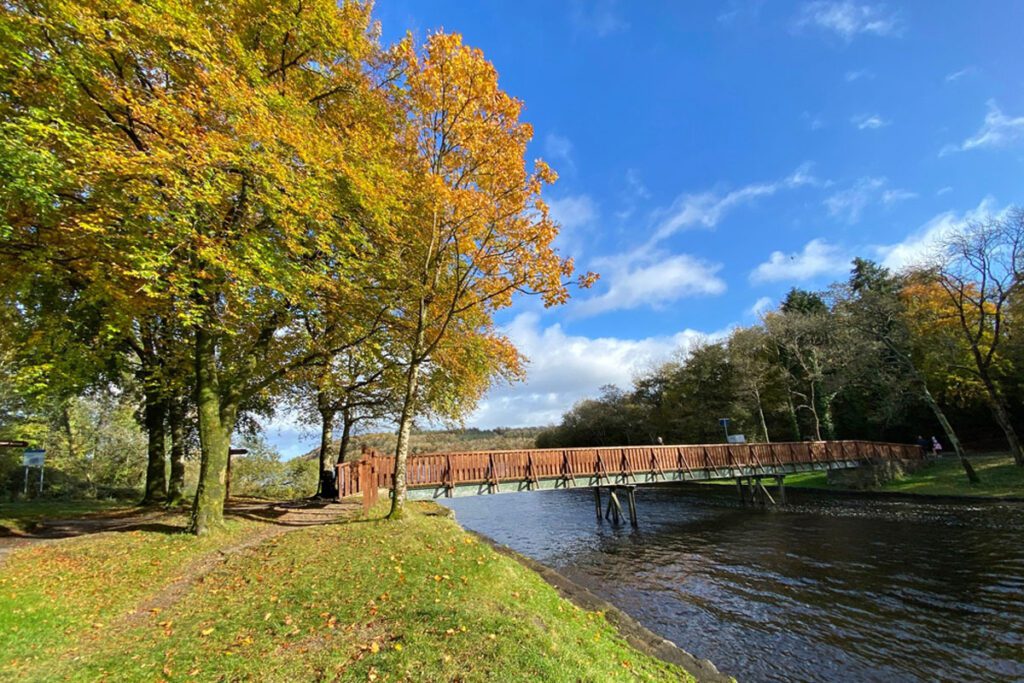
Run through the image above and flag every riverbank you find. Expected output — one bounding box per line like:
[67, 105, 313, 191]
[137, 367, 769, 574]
[784, 452, 1024, 499]
[0, 499, 695, 681]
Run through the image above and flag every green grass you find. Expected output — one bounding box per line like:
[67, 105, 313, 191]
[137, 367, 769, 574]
[0, 503, 692, 682]
[877, 453, 1024, 498]
[779, 471, 829, 488]
[697, 454, 1024, 498]
[0, 499, 133, 534]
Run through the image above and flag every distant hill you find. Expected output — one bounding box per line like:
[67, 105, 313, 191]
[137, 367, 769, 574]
[301, 426, 547, 462]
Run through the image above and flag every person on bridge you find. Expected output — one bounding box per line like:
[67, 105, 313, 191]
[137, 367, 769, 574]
[915, 435, 930, 453]
[931, 436, 943, 456]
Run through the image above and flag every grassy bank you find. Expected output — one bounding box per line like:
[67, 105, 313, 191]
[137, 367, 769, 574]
[0, 499, 132, 535]
[784, 453, 1024, 498]
[0, 502, 693, 682]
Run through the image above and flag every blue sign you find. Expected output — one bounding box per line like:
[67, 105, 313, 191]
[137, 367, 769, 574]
[23, 449, 45, 467]
[718, 418, 730, 427]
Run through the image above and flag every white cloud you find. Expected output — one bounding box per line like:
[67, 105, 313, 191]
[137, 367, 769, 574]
[466, 313, 724, 428]
[570, 0, 627, 38]
[548, 194, 596, 230]
[750, 238, 850, 284]
[548, 194, 597, 258]
[794, 1, 902, 41]
[945, 66, 978, 83]
[624, 168, 650, 200]
[544, 133, 575, 172]
[845, 68, 874, 82]
[802, 111, 825, 130]
[718, 0, 765, 25]
[651, 163, 818, 243]
[825, 176, 886, 221]
[575, 252, 726, 317]
[874, 197, 1003, 271]
[881, 188, 918, 205]
[851, 113, 890, 130]
[824, 176, 914, 223]
[942, 100, 1024, 155]
[936, 186, 953, 196]
[749, 296, 774, 317]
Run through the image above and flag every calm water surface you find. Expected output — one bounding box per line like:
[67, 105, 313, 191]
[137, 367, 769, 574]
[441, 486, 1024, 683]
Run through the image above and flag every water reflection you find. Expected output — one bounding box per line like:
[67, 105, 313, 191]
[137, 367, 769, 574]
[442, 486, 1024, 683]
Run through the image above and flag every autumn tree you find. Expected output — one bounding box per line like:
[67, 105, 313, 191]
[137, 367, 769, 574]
[836, 259, 978, 482]
[383, 33, 589, 518]
[1, 0, 403, 533]
[935, 209, 1024, 465]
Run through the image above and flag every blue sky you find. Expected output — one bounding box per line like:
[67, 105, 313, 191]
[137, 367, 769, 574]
[267, 1, 1024, 455]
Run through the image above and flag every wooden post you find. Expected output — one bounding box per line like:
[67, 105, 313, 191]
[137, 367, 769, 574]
[627, 487, 638, 527]
[362, 458, 374, 511]
[776, 475, 786, 504]
[736, 476, 746, 506]
[607, 489, 624, 524]
[594, 486, 602, 521]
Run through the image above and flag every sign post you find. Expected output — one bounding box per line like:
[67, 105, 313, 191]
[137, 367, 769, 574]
[718, 417, 731, 441]
[22, 449, 45, 495]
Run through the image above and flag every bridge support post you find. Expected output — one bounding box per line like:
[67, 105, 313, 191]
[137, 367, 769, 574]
[594, 486, 602, 522]
[605, 489, 624, 524]
[775, 475, 786, 505]
[626, 486, 638, 527]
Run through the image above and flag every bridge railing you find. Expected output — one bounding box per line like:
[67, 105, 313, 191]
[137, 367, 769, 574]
[337, 440, 923, 502]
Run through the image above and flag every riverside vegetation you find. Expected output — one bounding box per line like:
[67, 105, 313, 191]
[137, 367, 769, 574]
[0, 502, 691, 682]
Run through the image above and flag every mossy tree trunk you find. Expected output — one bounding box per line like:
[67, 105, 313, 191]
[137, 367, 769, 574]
[188, 327, 237, 535]
[388, 361, 420, 520]
[140, 379, 167, 505]
[166, 397, 188, 505]
[337, 406, 354, 465]
[316, 399, 336, 498]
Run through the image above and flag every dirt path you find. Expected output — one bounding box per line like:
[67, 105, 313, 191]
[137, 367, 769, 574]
[119, 499, 361, 628]
[0, 498, 360, 565]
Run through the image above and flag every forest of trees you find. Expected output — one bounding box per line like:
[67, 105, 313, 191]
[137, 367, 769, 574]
[2, 1, 1021, 523]
[0, 0, 592, 532]
[538, 216, 1024, 484]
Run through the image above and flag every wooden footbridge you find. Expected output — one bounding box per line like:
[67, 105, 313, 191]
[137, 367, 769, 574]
[337, 440, 923, 525]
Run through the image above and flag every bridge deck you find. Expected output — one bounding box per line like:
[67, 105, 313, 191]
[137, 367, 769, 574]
[337, 440, 922, 504]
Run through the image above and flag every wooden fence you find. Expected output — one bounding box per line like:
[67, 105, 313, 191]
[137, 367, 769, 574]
[337, 440, 924, 510]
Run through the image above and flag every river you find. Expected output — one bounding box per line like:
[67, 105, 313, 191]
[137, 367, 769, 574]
[441, 485, 1024, 682]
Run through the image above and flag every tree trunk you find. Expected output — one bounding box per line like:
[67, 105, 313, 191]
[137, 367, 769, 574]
[813, 380, 835, 440]
[978, 375, 1024, 466]
[316, 405, 336, 498]
[806, 381, 822, 441]
[388, 361, 421, 520]
[337, 406, 353, 465]
[188, 327, 233, 535]
[918, 381, 979, 483]
[754, 387, 771, 443]
[785, 389, 801, 440]
[224, 450, 233, 502]
[167, 398, 187, 506]
[140, 382, 167, 505]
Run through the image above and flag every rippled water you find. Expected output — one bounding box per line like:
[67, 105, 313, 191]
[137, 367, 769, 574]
[441, 486, 1024, 682]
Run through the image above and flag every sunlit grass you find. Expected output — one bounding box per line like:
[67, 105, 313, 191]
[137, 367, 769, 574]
[1, 502, 691, 682]
[879, 453, 1024, 498]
